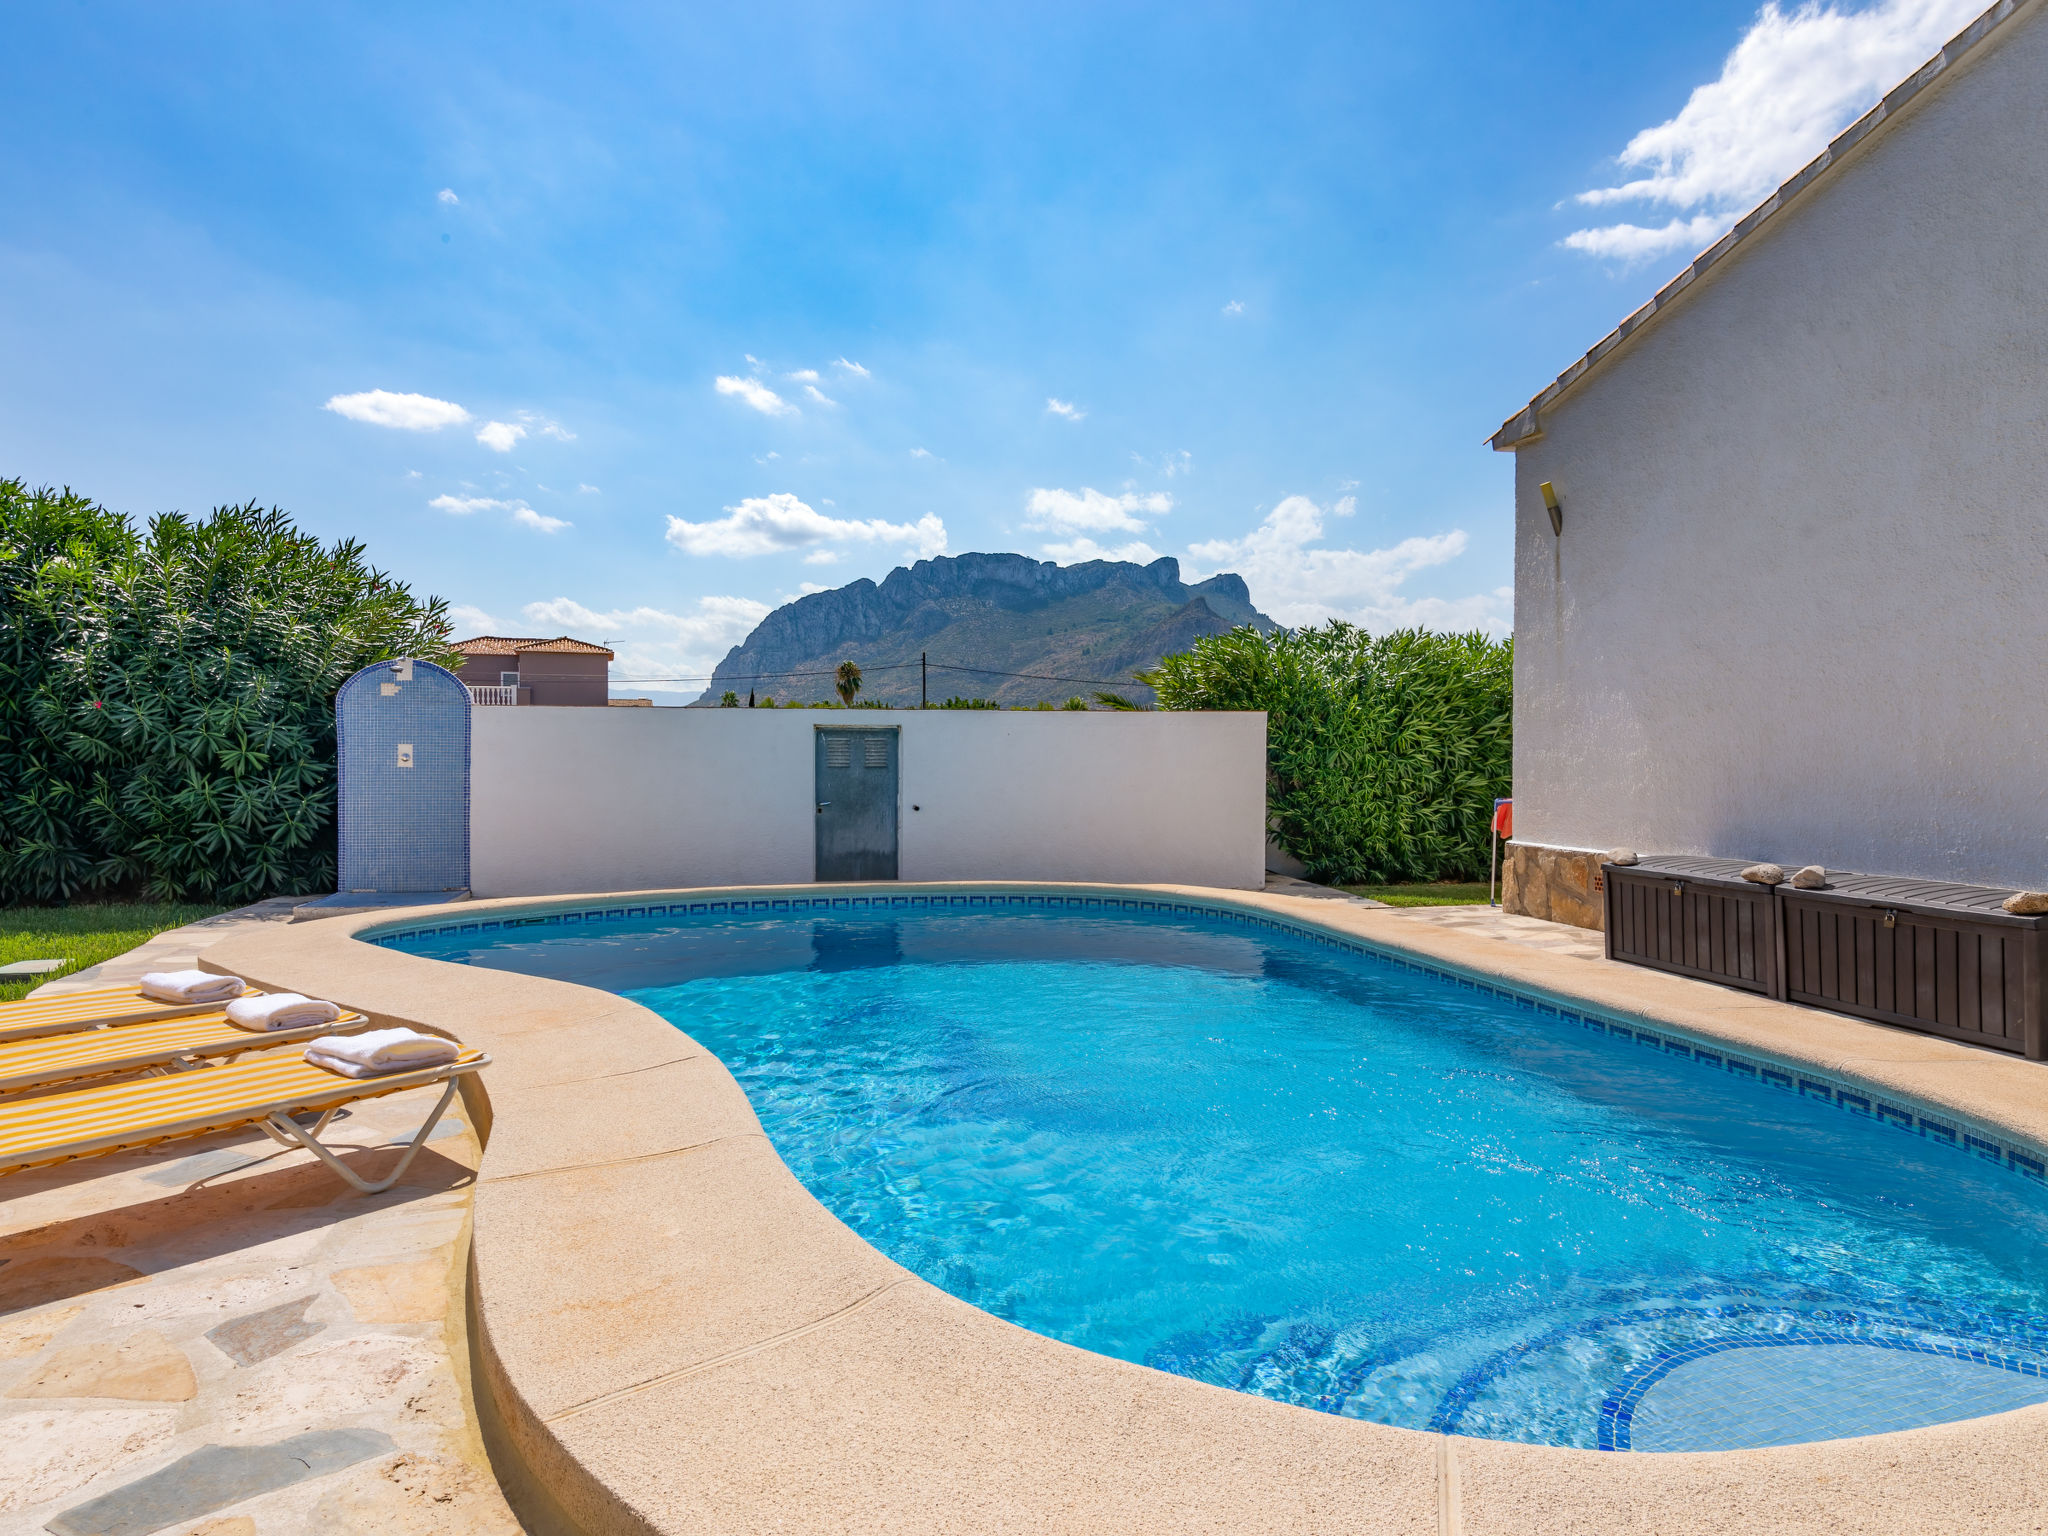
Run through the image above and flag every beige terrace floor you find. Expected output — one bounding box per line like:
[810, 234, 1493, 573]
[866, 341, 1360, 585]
[7, 887, 2048, 1534]
[1, 906, 520, 1536]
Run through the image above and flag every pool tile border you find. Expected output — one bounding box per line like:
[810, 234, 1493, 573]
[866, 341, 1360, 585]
[366, 889, 2048, 1192]
[1600, 1327, 2048, 1451]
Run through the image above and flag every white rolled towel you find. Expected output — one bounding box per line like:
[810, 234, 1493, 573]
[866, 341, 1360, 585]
[304, 1028, 458, 1079]
[139, 969, 246, 1005]
[226, 992, 342, 1032]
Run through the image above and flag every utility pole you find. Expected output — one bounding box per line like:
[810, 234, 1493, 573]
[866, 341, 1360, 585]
[921, 651, 928, 709]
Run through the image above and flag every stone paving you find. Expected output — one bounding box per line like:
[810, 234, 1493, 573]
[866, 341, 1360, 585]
[1, 906, 521, 1536]
[28, 899, 310, 1001]
[1261, 875, 1608, 960]
[1378, 901, 1608, 960]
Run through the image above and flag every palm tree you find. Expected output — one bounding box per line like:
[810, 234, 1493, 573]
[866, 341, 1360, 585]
[835, 659, 863, 707]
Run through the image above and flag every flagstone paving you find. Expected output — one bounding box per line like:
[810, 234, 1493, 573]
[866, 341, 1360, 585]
[2, 906, 520, 1536]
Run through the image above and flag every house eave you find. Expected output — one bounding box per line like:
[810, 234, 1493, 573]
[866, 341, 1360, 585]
[1487, 0, 2035, 453]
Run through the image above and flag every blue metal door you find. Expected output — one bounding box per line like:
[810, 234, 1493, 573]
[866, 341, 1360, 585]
[335, 657, 471, 893]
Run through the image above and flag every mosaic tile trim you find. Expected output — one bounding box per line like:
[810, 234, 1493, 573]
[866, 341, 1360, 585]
[365, 889, 2048, 1190]
[1426, 1293, 2048, 1444]
[1599, 1325, 2048, 1451]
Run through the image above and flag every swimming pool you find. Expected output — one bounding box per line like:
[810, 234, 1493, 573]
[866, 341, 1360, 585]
[390, 894, 2048, 1451]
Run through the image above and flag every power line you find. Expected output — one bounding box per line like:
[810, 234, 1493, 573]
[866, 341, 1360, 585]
[612, 659, 1149, 689]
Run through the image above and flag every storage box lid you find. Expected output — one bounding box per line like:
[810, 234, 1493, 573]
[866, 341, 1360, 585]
[1781, 872, 2045, 926]
[1602, 855, 1774, 891]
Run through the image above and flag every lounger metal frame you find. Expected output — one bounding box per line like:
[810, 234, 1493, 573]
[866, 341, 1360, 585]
[0, 1051, 489, 1195]
[256, 1074, 466, 1193]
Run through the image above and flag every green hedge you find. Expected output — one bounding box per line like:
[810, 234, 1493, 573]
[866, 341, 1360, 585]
[0, 480, 457, 905]
[1150, 622, 1512, 884]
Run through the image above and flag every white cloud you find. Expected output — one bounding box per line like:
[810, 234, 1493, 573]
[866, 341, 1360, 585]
[448, 603, 499, 633]
[1042, 537, 1163, 564]
[438, 188, 460, 205]
[1560, 214, 1732, 261]
[1025, 487, 1172, 535]
[324, 390, 470, 431]
[803, 384, 838, 407]
[787, 369, 820, 382]
[520, 595, 770, 685]
[1133, 449, 1192, 478]
[803, 549, 842, 565]
[1186, 495, 1508, 634]
[665, 492, 947, 559]
[833, 357, 870, 377]
[431, 493, 568, 533]
[577, 483, 601, 495]
[1045, 397, 1085, 421]
[909, 447, 933, 460]
[716, 375, 797, 416]
[476, 420, 527, 452]
[1567, 0, 1983, 262]
[1222, 299, 1245, 316]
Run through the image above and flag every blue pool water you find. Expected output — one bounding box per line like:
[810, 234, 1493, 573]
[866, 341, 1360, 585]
[392, 900, 2048, 1449]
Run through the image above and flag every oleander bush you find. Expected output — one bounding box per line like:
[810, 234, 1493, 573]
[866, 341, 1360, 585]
[1149, 622, 1512, 884]
[0, 480, 458, 905]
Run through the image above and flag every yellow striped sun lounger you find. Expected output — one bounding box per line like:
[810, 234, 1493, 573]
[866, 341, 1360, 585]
[0, 1008, 371, 1097]
[0, 1046, 489, 1194]
[0, 984, 268, 1044]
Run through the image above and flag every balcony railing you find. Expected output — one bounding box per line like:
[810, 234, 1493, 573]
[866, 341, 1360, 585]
[468, 685, 520, 706]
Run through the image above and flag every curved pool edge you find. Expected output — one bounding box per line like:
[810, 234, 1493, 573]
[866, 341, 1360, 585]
[198, 882, 2048, 1536]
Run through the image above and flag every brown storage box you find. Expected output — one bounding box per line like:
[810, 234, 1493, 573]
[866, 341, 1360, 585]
[1604, 856, 1783, 998]
[1780, 875, 2047, 1059]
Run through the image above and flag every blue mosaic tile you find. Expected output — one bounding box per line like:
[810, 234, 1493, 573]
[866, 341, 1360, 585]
[1601, 1330, 2048, 1451]
[335, 659, 470, 895]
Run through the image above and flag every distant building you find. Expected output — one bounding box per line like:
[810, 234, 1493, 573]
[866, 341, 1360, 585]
[452, 636, 614, 707]
[1489, 2, 2048, 928]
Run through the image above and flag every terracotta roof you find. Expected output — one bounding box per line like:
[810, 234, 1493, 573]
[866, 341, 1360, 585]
[453, 635, 615, 659]
[1490, 0, 2027, 451]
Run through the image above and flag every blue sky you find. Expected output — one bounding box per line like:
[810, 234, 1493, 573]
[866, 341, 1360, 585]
[1, 1, 1983, 696]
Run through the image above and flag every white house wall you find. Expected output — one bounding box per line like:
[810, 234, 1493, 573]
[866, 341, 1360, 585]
[468, 707, 1268, 896]
[1510, 3, 2048, 887]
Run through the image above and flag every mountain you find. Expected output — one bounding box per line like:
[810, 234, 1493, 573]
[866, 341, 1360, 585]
[694, 552, 1276, 706]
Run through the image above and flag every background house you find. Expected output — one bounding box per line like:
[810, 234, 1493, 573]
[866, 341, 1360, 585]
[1491, 1, 2048, 928]
[451, 635, 615, 706]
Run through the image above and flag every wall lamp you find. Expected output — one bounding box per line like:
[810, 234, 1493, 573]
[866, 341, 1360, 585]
[1539, 481, 1563, 537]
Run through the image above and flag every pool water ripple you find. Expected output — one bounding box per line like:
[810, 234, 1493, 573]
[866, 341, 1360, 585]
[399, 906, 2048, 1450]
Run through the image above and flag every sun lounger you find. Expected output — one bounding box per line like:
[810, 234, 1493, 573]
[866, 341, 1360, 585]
[0, 1046, 489, 1194]
[0, 984, 272, 1044]
[0, 1008, 371, 1097]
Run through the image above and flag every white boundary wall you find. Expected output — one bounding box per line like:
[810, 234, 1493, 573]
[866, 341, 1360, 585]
[469, 707, 1267, 896]
[1507, 5, 2048, 887]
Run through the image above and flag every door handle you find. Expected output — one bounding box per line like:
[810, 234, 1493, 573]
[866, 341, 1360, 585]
[816, 802, 831, 813]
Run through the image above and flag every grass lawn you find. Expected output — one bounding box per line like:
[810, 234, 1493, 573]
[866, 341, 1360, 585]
[0, 903, 225, 1001]
[1340, 882, 1494, 908]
